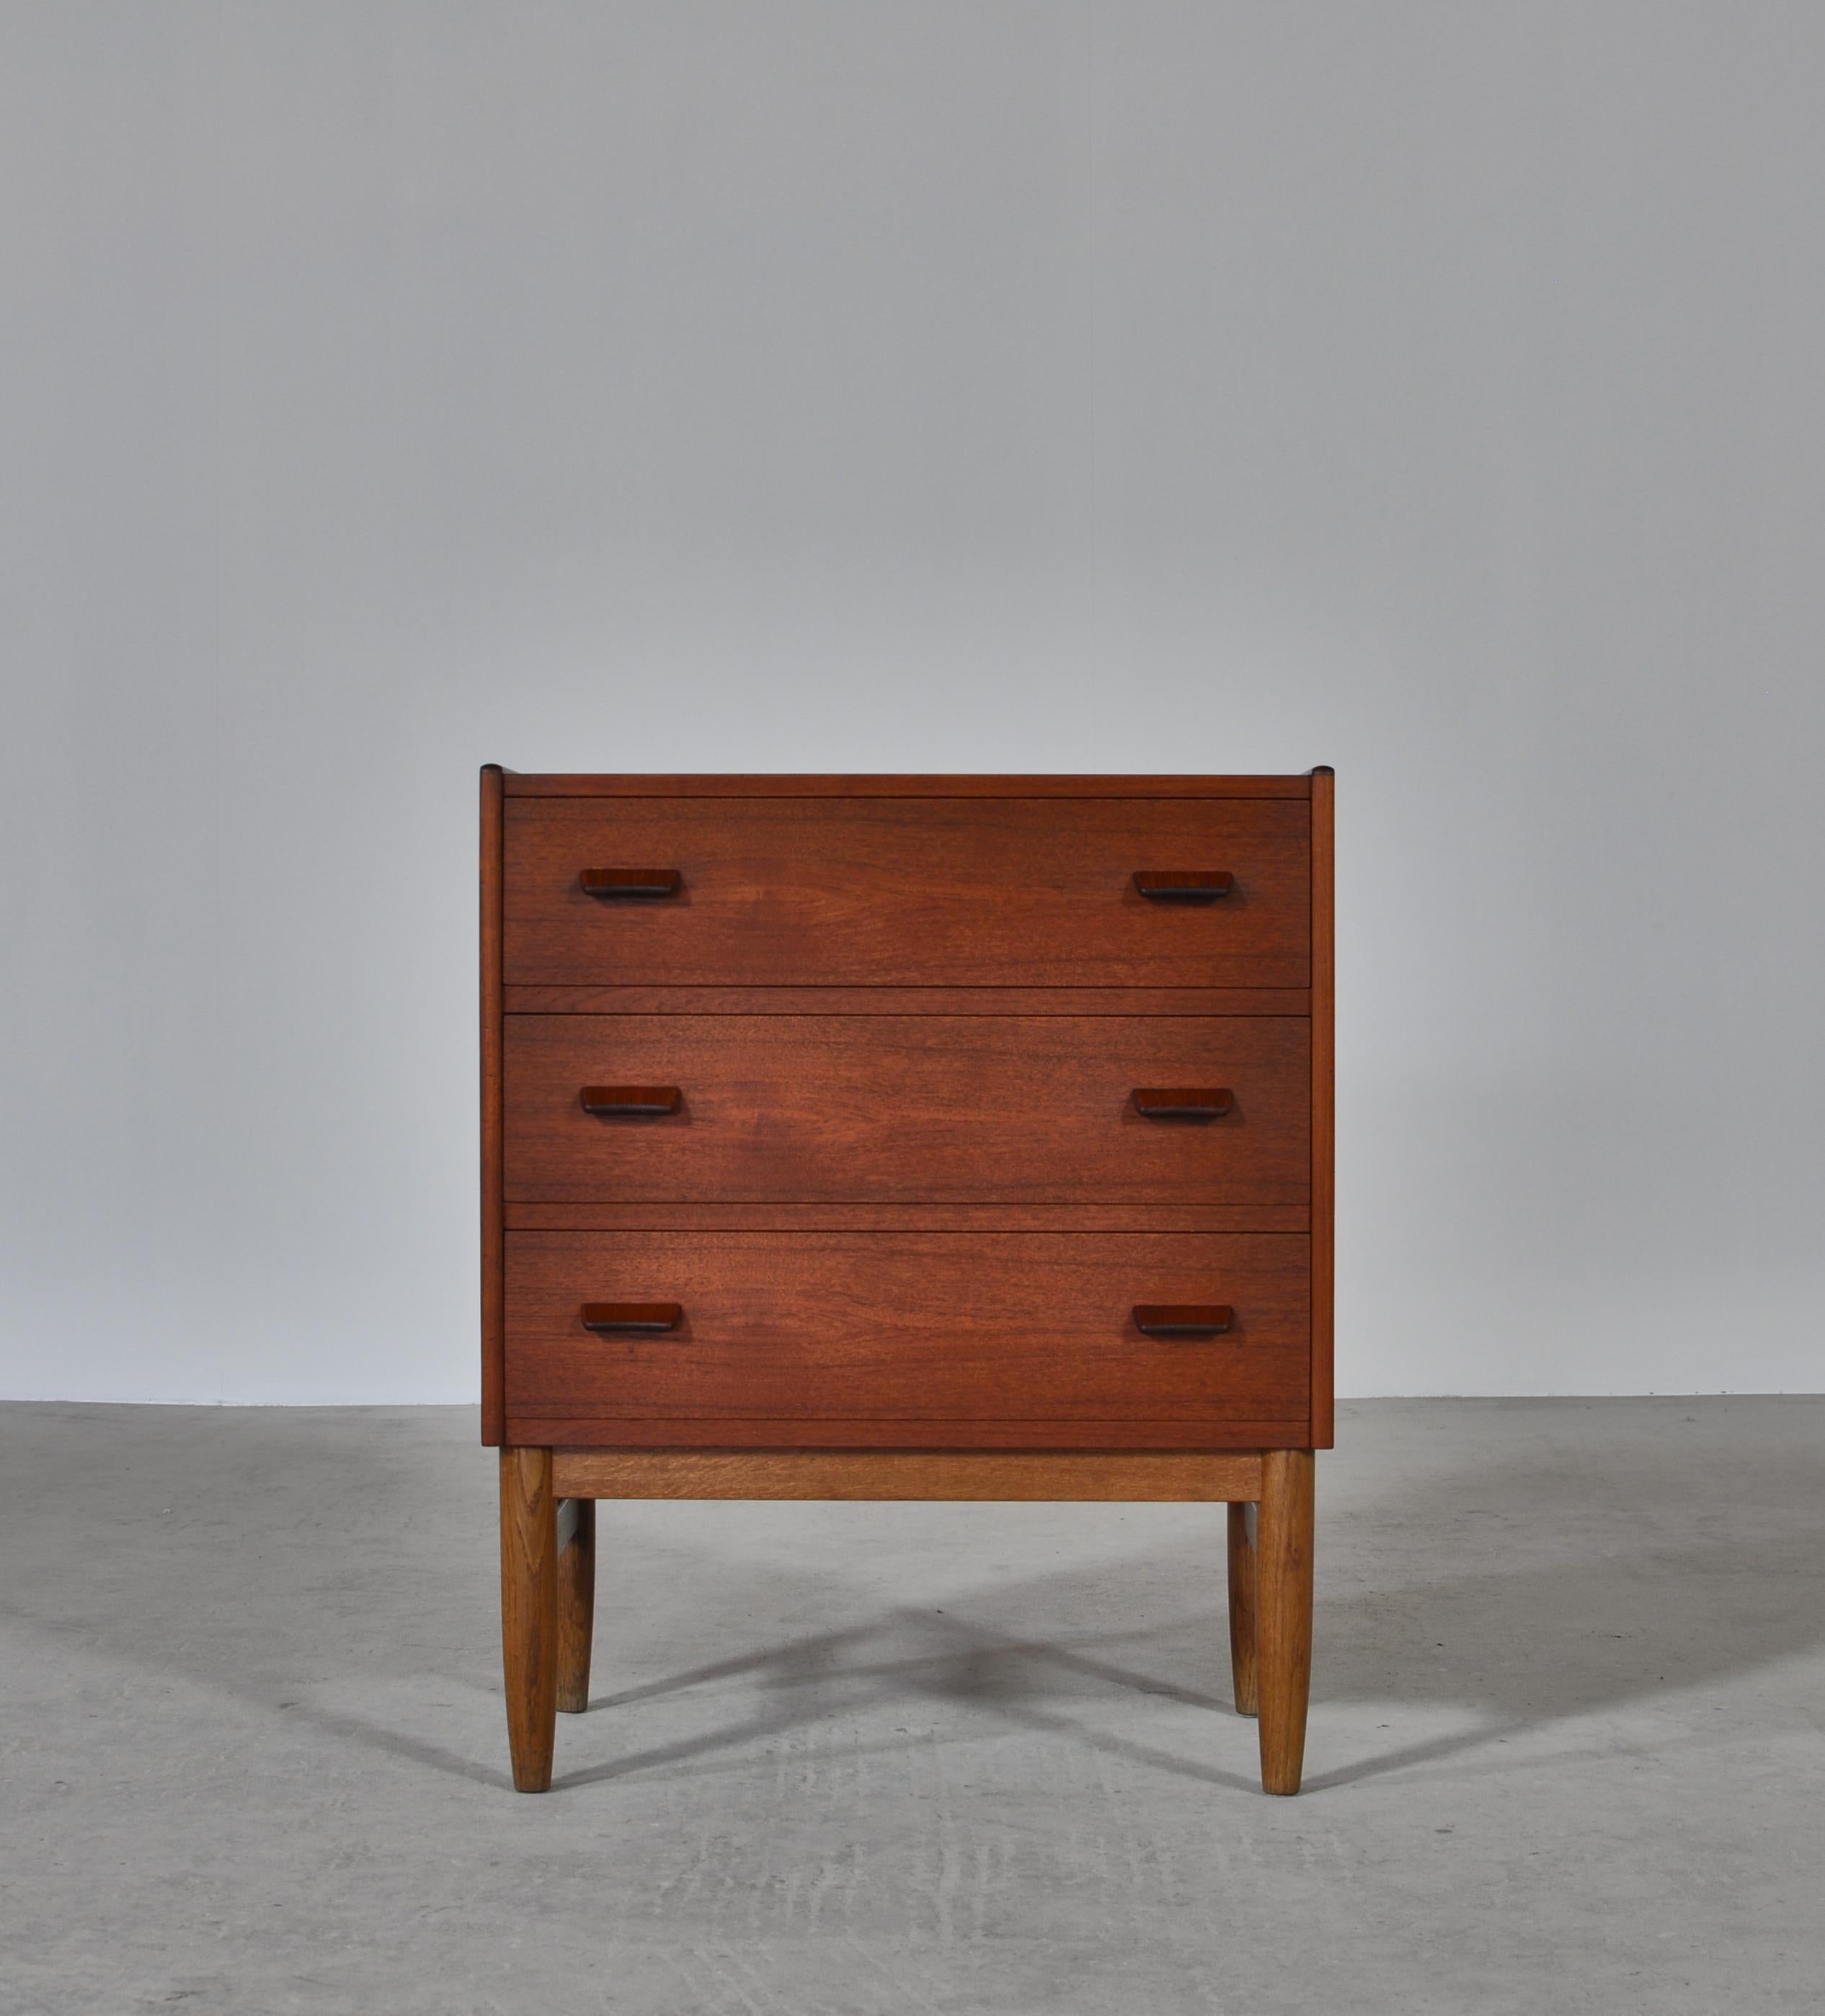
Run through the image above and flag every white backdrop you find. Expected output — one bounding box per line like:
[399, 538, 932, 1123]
[4, 3, 1821, 1402]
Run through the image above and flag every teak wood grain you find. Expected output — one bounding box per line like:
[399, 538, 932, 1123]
[515, 1417, 1314, 1449]
[504, 1230, 1310, 1448]
[550, 1450, 1267, 1501]
[482, 768, 1332, 1795]
[504, 1202, 1310, 1233]
[503, 1014, 1310, 1205]
[480, 765, 506, 1446]
[504, 796, 1310, 989]
[1227, 1501, 1260, 1716]
[1256, 1448, 1315, 1794]
[1309, 767, 1335, 1448]
[504, 984, 1313, 1017]
[555, 1496, 595, 1715]
[499, 1447, 556, 1790]
[502, 773, 1313, 798]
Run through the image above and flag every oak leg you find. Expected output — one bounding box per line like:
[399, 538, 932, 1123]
[1226, 1501, 1259, 1716]
[1256, 1449, 1315, 1795]
[500, 1447, 558, 1792]
[556, 1497, 596, 1714]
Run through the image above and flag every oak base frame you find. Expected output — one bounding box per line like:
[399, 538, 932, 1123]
[500, 1447, 1315, 1797]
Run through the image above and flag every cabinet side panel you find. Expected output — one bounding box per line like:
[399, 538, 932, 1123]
[481, 764, 506, 1444]
[1309, 768, 1335, 1448]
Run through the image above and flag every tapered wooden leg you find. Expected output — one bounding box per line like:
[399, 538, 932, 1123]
[556, 1497, 595, 1714]
[500, 1447, 558, 1792]
[1256, 1449, 1315, 1795]
[1226, 1501, 1259, 1717]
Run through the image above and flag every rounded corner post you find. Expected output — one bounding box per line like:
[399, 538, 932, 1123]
[480, 766, 506, 1447]
[1309, 765, 1333, 1449]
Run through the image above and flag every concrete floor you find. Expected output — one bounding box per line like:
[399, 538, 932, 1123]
[1, 1400, 1821, 2016]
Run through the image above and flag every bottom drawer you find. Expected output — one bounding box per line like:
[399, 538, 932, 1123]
[504, 1231, 1311, 1450]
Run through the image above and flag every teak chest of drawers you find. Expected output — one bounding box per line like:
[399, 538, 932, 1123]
[481, 769, 1333, 1793]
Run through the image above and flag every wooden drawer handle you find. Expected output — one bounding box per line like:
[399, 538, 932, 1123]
[580, 869, 682, 899]
[1133, 1304, 1234, 1337]
[581, 1302, 683, 1334]
[579, 1085, 683, 1117]
[1132, 1087, 1234, 1120]
[1133, 871, 1235, 902]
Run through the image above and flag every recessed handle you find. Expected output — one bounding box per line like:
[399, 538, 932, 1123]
[1133, 871, 1235, 902]
[579, 1085, 682, 1117]
[1133, 1304, 1234, 1337]
[1132, 1087, 1235, 1121]
[580, 869, 682, 900]
[581, 1302, 682, 1334]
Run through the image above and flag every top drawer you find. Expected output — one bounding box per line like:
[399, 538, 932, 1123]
[503, 796, 1310, 989]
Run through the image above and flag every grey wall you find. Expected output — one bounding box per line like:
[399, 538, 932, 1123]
[4, 2, 1821, 1403]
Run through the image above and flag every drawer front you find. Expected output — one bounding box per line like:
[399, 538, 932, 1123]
[505, 1232, 1310, 1449]
[505, 1014, 1309, 1204]
[504, 796, 1310, 988]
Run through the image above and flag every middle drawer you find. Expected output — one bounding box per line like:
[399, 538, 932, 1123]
[504, 1014, 1310, 1204]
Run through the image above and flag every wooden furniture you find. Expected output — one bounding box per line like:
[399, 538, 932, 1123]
[482, 771, 1333, 1793]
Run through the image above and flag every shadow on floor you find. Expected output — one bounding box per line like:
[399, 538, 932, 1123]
[3, 1403, 1821, 1797]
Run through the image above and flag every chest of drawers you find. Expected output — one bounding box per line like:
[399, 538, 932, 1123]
[481, 770, 1333, 1793]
